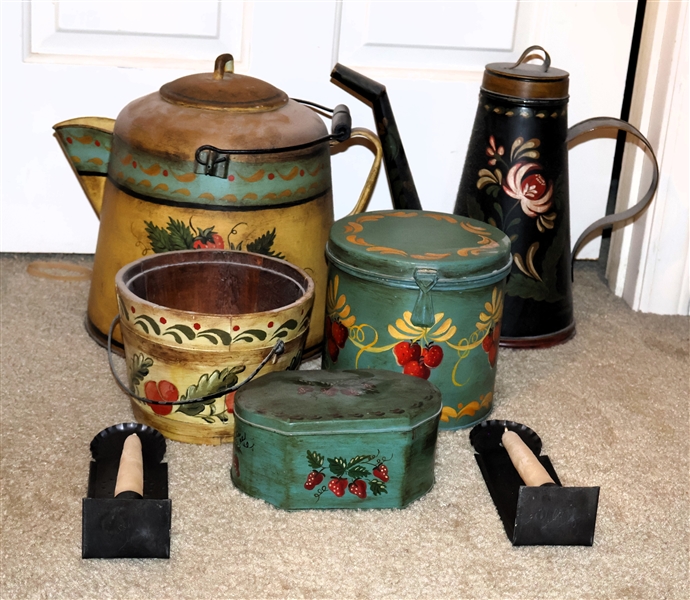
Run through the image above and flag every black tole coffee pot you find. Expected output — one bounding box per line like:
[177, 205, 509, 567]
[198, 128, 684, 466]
[332, 46, 659, 348]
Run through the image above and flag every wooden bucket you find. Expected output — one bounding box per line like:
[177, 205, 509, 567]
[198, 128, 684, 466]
[113, 250, 314, 445]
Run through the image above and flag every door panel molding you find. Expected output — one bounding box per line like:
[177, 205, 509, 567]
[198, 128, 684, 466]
[23, 0, 252, 71]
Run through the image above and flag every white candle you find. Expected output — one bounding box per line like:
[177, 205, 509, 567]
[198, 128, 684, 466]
[114, 434, 144, 497]
[502, 430, 555, 487]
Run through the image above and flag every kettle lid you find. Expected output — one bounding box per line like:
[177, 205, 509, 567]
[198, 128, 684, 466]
[160, 54, 289, 112]
[483, 46, 569, 100]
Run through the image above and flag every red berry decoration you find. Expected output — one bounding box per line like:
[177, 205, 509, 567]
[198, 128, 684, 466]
[144, 380, 179, 415]
[373, 463, 389, 482]
[328, 477, 348, 497]
[304, 470, 324, 490]
[348, 479, 367, 499]
[225, 391, 236, 414]
[422, 343, 443, 368]
[327, 338, 340, 362]
[331, 321, 349, 348]
[483, 324, 501, 368]
[403, 360, 431, 380]
[393, 341, 421, 366]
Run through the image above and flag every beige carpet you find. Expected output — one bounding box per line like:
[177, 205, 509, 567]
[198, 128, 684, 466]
[1, 253, 688, 600]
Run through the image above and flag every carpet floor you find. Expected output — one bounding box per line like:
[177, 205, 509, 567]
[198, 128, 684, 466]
[1, 254, 688, 600]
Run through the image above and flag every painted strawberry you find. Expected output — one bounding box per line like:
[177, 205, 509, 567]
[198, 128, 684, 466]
[393, 341, 422, 366]
[144, 380, 179, 415]
[331, 321, 349, 348]
[225, 391, 236, 414]
[422, 343, 443, 368]
[192, 226, 225, 249]
[403, 360, 431, 380]
[348, 479, 367, 499]
[304, 470, 325, 490]
[327, 338, 340, 362]
[328, 477, 348, 497]
[373, 463, 389, 482]
[483, 324, 501, 368]
[233, 454, 240, 477]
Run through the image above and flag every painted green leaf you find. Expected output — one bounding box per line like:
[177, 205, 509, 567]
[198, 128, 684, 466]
[307, 450, 324, 469]
[134, 315, 161, 335]
[165, 324, 196, 340]
[163, 330, 183, 344]
[177, 402, 206, 417]
[271, 320, 297, 340]
[348, 455, 375, 468]
[181, 366, 246, 403]
[234, 329, 267, 343]
[493, 202, 504, 220]
[246, 228, 286, 260]
[199, 328, 232, 345]
[145, 221, 175, 254]
[130, 354, 153, 386]
[370, 479, 388, 496]
[347, 466, 371, 479]
[165, 217, 194, 250]
[507, 218, 521, 230]
[328, 457, 347, 477]
[197, 334, 218, 345]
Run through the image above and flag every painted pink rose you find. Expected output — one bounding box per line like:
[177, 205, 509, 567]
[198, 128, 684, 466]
[502, 162, 553, 217]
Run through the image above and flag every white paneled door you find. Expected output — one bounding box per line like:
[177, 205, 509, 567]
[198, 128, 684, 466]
[3, 0, 636, 260]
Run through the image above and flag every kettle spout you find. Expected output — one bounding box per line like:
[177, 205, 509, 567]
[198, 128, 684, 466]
[53, 117, 115, 219]
[330, 64, 422, 210]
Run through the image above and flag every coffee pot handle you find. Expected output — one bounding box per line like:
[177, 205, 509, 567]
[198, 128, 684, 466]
[567, 117, 659, 264]
[335, 127, 383, 216]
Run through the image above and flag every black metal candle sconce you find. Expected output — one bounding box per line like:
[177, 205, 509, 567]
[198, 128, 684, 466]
[470, 420, 599, 546]
[82, 422, 171, 559]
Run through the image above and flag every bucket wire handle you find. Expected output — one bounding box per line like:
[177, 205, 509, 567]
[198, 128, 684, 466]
[107, 315, 284, 406]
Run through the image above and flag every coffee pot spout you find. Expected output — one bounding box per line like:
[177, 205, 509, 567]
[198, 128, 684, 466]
[53, 117, 115, 218]
[331, 64, 422, 211]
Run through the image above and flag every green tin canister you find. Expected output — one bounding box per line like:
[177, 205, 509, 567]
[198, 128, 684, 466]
[323, 210, 512, 430]
[231, 369, 442, 510]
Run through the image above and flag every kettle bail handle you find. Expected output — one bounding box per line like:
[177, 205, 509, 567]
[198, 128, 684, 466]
[213, 54, 234, 79]
[508, 45, 551, 72]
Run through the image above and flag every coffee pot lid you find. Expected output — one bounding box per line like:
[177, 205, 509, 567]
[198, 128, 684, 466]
[483, 46, 569, 100]
[160, 54, 289, 112]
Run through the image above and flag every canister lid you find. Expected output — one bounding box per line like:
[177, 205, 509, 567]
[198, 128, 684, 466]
[234, 369, 442, 434]
[482, 46, 569, 100]
[160, 53, 288, 112]
[326, 210, 511, 289]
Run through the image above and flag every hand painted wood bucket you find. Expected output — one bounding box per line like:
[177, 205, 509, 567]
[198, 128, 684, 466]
[113, 249, 314, 445]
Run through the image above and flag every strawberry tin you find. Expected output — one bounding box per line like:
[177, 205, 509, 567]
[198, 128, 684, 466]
[323, 210, 512, 430]
[231, 369, 442, 510]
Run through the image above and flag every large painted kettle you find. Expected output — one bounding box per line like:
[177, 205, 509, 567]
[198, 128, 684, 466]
[332, 46, 658, 348]
[55, 54, 382, 357]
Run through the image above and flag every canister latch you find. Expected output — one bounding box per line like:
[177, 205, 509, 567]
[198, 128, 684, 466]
[411, 268, 438, 328]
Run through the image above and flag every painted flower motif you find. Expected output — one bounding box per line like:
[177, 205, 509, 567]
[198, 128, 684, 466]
[485, 136, 505, 165]
[502, 162, 554, 218]
[476, 288, 504, 332]
[440, 393, 493, 423]
[387, 312, 457, 345]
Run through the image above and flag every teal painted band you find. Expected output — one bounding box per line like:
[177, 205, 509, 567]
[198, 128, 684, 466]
[233, 405, 442, 436]
[326, 243, 513, 291]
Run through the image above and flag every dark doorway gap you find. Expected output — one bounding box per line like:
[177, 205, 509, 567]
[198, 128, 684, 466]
[599, 0, 648, 272]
